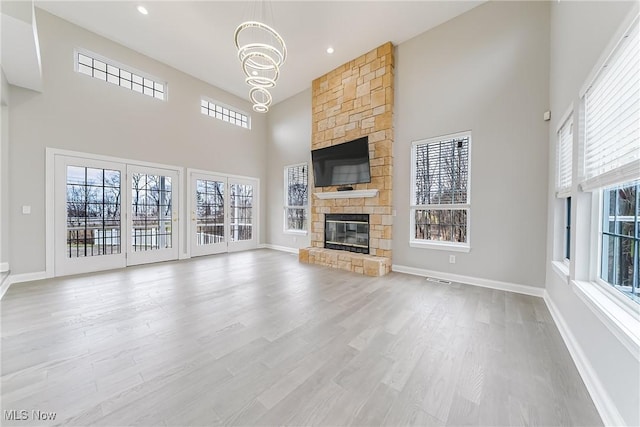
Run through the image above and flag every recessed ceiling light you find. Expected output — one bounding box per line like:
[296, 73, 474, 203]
[137, 5, 148, 15]
[326, 47, 334, 54]
[252, 71, 258, 76]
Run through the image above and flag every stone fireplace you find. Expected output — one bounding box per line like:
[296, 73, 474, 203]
[325, 214, 370, 254]
[299, 42, 394, 277]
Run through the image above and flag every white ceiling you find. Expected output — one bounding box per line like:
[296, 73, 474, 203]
[36, 1, 483, 106]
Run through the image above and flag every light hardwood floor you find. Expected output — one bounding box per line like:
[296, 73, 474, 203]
[1, 249, 601, 426]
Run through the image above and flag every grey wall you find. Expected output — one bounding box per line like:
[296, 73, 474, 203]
[393, 1, 550, 287]
[9, 9, 267, 274]
[266, 89, 312, 250]
[545, 1, 639, 425]
[1, 69, 9, 270]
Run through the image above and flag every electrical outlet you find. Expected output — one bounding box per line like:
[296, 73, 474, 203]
[293, 236, 297, 243]
[449, 255, 456, 264]
[22, 205, 31, 215]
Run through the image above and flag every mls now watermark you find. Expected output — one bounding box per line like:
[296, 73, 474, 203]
[4, 410, 57, 421]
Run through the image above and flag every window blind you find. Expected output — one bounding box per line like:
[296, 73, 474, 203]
[286, 164, 308, 207]
[556, 116, 573, 197]
[583, 17, 639, 189]
[414, 136, 469, 206]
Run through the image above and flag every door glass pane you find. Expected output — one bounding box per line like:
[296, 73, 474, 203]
[132, 173, 172, 251]
[195, 179, 225, 245]
[230, 184, 253, 241]
[66, 166, 121, 257]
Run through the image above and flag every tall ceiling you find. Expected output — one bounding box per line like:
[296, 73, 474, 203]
[36, 1, 483, 106]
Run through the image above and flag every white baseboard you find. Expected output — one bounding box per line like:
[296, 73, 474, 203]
[391, 264, 545, 298]
[0, 262, 9, 272]
[543, 291, 625, 427]
[0, 271, 49, 301]
[10, 271, 48, 284]
[0, 276, 10, 300]
[261, 244, 299, 255]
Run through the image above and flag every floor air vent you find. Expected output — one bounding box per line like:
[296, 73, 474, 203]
[425, 277, 451, 285]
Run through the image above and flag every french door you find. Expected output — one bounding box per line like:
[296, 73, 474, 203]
[189, 171, 258, 256]
[190, 173, 228, 257]
[126, 165, 179, 266]
[54, 154, 181, 276]
[55, 156, 126, 276]
[228, 177, 257, 252]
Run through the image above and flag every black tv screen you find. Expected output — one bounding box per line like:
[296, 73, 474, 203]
[311, 137, 371, 187]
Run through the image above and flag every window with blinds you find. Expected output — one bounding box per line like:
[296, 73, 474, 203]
[411, 132, 471, 249]
[583, 14, 640, 307]
[582, 17, 639, 189]
[284, 164, 308, 232]
[556, 114, 573, 197]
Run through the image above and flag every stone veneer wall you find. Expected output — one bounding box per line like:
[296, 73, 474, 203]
[301, 42, 394, 276]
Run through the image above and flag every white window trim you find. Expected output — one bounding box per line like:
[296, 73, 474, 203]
[552, 260, 570, 285]
[573, 279, 640, 361]
[592, 188, 639, 315]
[201, 96, 251, 130]
[409, 130, 472, 252]
[409, 239, 471, 253]
[74, 48, 168, 100]
[575, 173, 640, 360]
[283, 162, 309, 235]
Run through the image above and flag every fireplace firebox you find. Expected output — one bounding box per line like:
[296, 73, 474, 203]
[324, 214, 370, 254]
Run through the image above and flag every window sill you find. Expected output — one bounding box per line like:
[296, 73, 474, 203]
[572, 279, 640, 361]
[284, 230, 308, 236]
[551, 261, 570, 284]
[409, 240, 470, 253]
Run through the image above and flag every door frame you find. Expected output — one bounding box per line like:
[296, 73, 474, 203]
[46, 148, 185, 278]
[185, 168, 260, 258]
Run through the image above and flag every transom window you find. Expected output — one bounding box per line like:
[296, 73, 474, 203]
[75, 50, 166, 100]
[284, 164, 308, 233]
[410, 131, 471, 251]
[201, 99, 250, 129]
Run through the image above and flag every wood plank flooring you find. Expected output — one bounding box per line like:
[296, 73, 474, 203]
[1, 249, 601, 426]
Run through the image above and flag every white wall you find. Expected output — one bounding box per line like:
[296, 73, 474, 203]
[393, 1, 550, 288]
[1, 69, 9, 271]
[8, 9, 267, 274]
[545, 1, 639, 425]
[265, 89, 312, 250]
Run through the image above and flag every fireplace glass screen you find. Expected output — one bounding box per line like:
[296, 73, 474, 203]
[324, 214, 369, 254]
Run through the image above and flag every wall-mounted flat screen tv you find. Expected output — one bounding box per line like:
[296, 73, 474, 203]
[311, 137, 371, 188]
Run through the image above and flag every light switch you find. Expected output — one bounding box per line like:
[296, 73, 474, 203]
[22, 205, 31, 214]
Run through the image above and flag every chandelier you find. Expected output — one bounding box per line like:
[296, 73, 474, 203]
[234, 16, 287, 113]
